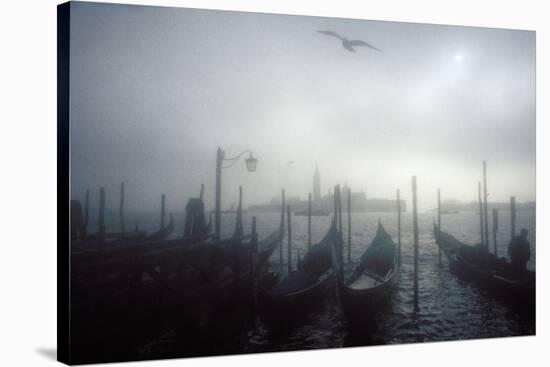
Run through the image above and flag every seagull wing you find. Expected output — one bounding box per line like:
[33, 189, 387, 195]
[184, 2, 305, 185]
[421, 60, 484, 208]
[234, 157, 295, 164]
[317, 30, 345, 41]
[347, 40, 382, 52]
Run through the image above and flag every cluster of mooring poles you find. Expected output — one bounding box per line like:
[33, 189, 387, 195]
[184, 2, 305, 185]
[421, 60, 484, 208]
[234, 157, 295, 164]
[302, 182, 406, 308]
[436, 160, 518, 260]
[74, 182, 172, 242]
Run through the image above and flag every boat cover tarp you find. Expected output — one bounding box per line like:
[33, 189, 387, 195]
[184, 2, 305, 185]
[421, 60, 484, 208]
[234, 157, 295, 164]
[271, 269, 318, 296]
[359, 225, 396, 277]
[301, 241, 332, 276]
[458, 243, 528, 279]
[269, 225, 337, 296]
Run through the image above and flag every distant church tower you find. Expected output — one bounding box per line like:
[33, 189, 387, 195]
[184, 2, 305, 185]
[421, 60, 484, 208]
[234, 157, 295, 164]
[313, 165, 321, 203]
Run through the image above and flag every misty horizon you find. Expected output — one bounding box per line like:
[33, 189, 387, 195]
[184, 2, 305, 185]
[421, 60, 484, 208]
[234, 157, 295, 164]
[73, 185, 535, 218]
[69, 2, 535, 214]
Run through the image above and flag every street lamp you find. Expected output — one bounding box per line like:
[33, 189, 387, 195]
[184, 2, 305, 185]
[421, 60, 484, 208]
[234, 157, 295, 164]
[245, 153, 258, 172]
[214, 147, 258, 239]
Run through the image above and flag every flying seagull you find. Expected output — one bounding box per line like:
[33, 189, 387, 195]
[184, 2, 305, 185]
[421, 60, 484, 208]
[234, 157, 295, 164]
[317, 30, 382, 53]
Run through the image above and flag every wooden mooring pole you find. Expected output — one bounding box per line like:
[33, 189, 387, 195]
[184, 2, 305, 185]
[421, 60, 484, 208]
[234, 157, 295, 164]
[347, 187, 352, 264]
[287, 205, 292, 275]
[84, 189, 90, 238]
[336, 185, 343, 233]
[234, 186, 243, 237]
[478, 182, 484, 246]
[335, 185, 343, 267]
[98, 187, 106, 236]
[333, 185, 342, 277]
[214, 147, 223, 240]
[510, 196, 516, 240]
[250, 216, 258, 308]
[483, 161, 489, 251]
[251, 216, 258, 250]
[308, 193, 312, 250]
[337, 185, 344, 279]
[119, 182, 125, 233]
[333, 185, 338, 227]
[492, 209, 499, 256]
[111, 206, 116, 233]
[412, 176, 419, 312]
[397, 189, 401, 266]
[280, 189, 285, 268]
[437, 188, 441, 265]
[160, 193, 166, 230]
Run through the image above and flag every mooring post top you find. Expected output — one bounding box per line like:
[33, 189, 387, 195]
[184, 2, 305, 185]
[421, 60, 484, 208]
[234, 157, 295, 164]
[199, 183, 205, 199]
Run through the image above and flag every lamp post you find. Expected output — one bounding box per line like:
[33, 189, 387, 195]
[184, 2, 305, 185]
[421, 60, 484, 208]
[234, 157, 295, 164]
[214, 147, 258, 239]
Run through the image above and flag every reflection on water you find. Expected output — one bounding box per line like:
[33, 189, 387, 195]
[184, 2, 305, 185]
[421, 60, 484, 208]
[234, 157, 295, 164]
[127, 209, 535, 357]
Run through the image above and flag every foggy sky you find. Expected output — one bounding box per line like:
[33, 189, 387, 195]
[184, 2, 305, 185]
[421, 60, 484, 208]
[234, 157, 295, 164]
[69, 2, 535, 213]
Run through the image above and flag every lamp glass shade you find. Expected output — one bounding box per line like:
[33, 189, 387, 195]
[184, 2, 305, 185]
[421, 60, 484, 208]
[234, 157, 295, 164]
[245, 155, 258, 172]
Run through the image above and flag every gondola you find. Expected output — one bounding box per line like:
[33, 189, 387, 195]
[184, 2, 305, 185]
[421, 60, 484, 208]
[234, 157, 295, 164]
[72, 228, 282, 332]
[256, 230, 282, 267]
[148, 213, 175, 241]
[434, 224, 535, 309]
[339, 222, 398, 318]
[258, 223, 341, 314]
[218, 229, 283, 283]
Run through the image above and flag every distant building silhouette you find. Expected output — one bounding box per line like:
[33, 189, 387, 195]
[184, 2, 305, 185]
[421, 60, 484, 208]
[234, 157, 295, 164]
[248, 165, 406, 213]
[430, 199, 535, 213]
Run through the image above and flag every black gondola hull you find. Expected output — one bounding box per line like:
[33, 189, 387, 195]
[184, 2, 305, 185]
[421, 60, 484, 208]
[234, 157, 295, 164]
[338, 223, 398, 321]
[258, 269, 335, 316]
[340, 271, 395, 320]
[435, 226, 535, 311]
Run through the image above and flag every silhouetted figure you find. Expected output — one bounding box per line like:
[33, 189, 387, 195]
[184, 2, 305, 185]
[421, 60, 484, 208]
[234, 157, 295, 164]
[317, 30, 382, 53]
[184, 198, 208, 237]
[508, 228, 531, 276]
